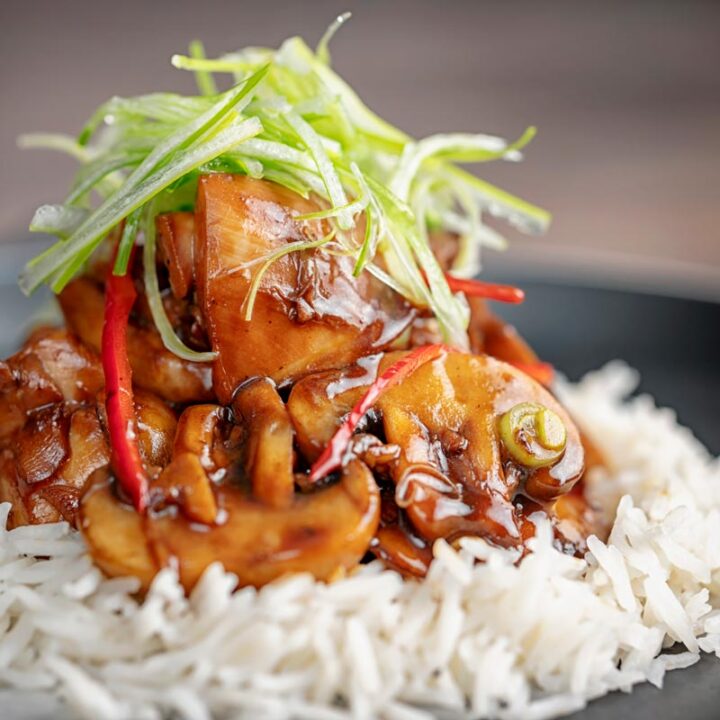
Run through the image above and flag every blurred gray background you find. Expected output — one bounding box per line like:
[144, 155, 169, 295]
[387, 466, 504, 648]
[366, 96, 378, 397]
[1, 0, 718, 298]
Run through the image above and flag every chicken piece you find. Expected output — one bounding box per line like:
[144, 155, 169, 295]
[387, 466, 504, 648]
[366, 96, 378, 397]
[379, 353, 584, 545]
[58, 277, 213, 404]
[4, 392, 178, 530]
[0, 329, 108, 527]
[194, 175, 416, 403]
[288, 351, 585, 549]
[27, 407, 111, 525]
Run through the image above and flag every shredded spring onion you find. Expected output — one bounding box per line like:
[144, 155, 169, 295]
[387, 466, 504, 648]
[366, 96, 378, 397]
[21, 16, 551, 356]
[29, 205, 89, 239]
[142, 205, 218, 362]
[242, 230, 337, 321]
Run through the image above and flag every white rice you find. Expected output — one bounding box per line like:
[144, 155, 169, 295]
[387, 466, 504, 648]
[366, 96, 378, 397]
[1, 362, 719, 720]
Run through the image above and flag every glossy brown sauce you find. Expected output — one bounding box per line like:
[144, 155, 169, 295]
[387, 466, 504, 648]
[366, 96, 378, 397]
[1, 177, 605, 592]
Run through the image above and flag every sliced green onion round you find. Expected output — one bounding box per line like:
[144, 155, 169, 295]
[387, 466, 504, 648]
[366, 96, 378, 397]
[498, 402, 567, 468]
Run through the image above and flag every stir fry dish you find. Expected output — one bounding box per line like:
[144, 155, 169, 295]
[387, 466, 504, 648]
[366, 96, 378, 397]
[0, 18, 604, 592]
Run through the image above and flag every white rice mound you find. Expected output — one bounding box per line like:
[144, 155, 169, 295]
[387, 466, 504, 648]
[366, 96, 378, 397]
[1, 362, 719, 720]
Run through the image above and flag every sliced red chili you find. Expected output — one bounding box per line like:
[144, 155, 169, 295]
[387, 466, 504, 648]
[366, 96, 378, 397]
[101, 250, 149, 513]
[444, 275, 525, 304]
[308, 344, 454, 483]
[510, 361, 555, 387]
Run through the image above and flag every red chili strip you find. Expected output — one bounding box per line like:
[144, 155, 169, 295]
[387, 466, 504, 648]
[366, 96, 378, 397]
[309, 344, 454, 483]
[510, 361, 555, 387]
[101, 252, 150, 513]
[444, 275, 525, 304]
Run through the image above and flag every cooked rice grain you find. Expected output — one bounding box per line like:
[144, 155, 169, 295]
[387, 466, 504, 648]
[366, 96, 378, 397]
[1, 362, 719, 720]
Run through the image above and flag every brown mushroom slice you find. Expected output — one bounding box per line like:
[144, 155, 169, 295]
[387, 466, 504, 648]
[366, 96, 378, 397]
[35, 407, 111, 525]
[0, 328, 103, 436]
[286, 354, 382, 463]
[59, 277, 213, 404]
[232, 378, 295, 509]
[81, 473, 160, 589]
[194, 174, 415, 403]
[81, 459, 380, 592]
[133, 390, 178, 469]
[151, 404, 224, 524]
[154, 452, 219, 525]
[172, 404, 225, 471]
[371, 485, 433, 578]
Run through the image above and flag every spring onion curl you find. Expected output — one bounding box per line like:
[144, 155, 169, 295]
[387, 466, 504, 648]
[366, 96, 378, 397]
[241, 229, 337, 321]
[21, 16, 551, 355]
[29, 205, 89, 239]
[19, 67, 268, 295]
[142, 203, 218, 363]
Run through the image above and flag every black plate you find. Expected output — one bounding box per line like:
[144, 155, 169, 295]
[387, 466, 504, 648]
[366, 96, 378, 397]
[497, 282, 720, 720]
[498, 282, 720, 455]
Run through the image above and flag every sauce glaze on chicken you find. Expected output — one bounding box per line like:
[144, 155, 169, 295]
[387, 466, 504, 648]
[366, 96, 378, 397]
[0, 177, 603, 591]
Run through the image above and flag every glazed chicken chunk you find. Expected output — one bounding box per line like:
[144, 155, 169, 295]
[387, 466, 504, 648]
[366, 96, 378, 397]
[1, 176, 603, 592]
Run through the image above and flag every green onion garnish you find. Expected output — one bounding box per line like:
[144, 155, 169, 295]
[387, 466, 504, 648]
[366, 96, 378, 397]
[20, 16, 551, 355]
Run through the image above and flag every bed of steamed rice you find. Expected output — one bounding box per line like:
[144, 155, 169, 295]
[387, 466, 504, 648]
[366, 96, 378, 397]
[0, 361, 718, 720]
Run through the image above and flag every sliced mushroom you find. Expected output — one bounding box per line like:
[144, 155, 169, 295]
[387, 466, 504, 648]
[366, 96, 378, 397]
[133, 389, 178, 469]
[81, 377, 381, 592]
[81, 458, 380, 592]
[232, 378, 295, 509]
[0, 328, 103, 437]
